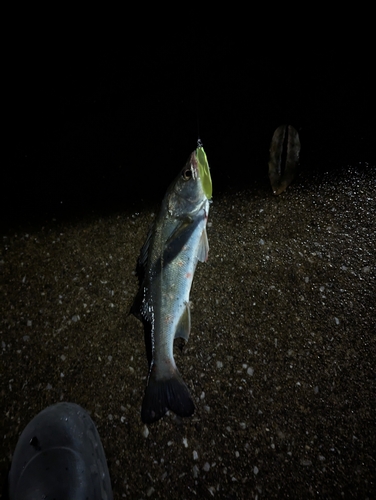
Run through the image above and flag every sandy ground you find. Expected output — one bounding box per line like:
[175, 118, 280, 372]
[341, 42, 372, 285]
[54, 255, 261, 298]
[1, 163, 375, 498]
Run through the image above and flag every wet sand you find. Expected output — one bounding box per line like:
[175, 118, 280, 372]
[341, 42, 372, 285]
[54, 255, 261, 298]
[1, 163, 375, 498]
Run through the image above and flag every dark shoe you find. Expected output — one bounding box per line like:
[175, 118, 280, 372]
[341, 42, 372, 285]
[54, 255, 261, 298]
[8, 402, 113, 500]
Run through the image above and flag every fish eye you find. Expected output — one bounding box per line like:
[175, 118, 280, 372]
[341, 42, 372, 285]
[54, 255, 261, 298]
[182, 168, 192, 181]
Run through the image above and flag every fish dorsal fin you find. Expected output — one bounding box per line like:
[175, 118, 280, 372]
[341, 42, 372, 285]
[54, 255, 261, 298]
[197, 227, 209, 263]
[174, 302, 191, 342]
[137, 221, 155, 273]
[131, 221, 155, 322]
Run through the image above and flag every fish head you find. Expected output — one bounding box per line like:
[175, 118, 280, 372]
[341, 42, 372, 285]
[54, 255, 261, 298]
[167, 147, 212, 217]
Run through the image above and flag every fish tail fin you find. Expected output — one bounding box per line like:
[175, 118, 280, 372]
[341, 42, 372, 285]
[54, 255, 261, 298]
[141, 369, 195, 424]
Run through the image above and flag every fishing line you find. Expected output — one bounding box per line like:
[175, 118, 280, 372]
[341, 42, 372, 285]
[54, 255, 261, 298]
[195, 78, 202, 149]
[194, 36, 202, 149]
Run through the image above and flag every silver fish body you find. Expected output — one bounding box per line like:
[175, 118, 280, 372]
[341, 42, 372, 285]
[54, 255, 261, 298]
[132, 148, 211, 423]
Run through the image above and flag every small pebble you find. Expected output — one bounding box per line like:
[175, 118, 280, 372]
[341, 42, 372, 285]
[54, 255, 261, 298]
[146, 486, 155, 497]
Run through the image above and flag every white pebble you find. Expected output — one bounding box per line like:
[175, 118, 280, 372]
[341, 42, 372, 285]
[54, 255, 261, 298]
[253, 466, 259, 475]
[147, 486, 155, 497]
[182, 437, 188, 448]
[142, 425, 149, 438]
[203, 462, 210, 472]
[193, 450, 198, 460]
[216, 361, 223, 369]
[247, 367, 254, 376]
[334, 317, 340, 325]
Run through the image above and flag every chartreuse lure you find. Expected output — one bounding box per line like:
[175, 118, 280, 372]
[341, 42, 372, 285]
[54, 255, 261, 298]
[196, 145, 212, 200]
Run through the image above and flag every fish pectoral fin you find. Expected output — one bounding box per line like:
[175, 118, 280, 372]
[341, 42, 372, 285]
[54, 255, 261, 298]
[162, 217, 195, 266]
[165, 217, 194, 248]
[141, 368, 195, 424]
[174, 304, 191, 342]
[197, 228, 209, 263]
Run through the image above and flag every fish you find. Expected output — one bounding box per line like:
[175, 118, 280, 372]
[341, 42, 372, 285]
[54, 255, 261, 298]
[268, 124, 301, 195]
[131, 144, 212, 424]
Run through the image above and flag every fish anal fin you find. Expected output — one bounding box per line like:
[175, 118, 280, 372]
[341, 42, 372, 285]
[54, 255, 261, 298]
[141, 369, 195, 424]
[174, 303, 191, 342]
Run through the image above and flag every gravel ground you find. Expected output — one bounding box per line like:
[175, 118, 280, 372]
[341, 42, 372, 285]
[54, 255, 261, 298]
[1, 163, 375, 499]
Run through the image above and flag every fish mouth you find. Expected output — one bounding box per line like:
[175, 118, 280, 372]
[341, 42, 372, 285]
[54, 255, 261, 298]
[189, 152, 199, 181]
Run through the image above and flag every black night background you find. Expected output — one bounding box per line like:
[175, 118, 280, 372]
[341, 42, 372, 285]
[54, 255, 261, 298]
[5, 30, 374, 229]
